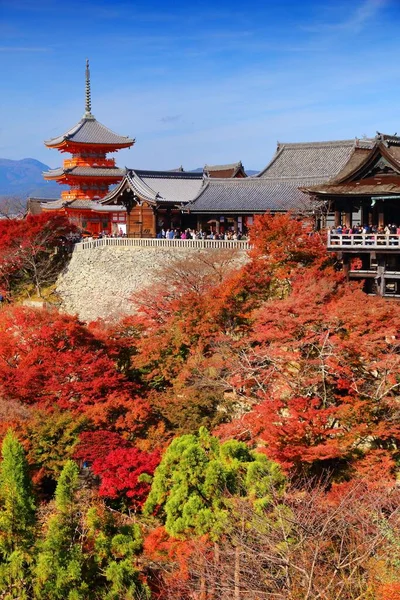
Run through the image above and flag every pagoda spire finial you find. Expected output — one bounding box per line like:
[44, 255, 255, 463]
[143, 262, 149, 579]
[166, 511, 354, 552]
[84, 58, 94, 118]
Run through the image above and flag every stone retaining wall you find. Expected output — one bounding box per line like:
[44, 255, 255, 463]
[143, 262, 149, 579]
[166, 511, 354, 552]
[56, 245, 248, 322]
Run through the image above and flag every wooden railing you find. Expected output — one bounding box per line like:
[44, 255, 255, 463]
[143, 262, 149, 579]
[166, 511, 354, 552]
[328, 232, 400, 250]
[75, 237, 252, 252]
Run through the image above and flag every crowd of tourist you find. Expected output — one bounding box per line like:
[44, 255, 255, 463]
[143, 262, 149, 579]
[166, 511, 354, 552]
[331, 223, 400, 235]
[156, 227, 246, 240]
[78, 227, 247, 241]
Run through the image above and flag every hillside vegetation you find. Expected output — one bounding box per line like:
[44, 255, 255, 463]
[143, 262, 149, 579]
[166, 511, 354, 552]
[0, 213, 399, 599]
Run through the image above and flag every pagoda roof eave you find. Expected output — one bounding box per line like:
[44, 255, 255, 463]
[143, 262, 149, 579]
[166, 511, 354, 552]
[44, 116, 134, 148]
[41, 198, 128, 212]
[44, 139, 134, 151]
[43, 166, 126, 180]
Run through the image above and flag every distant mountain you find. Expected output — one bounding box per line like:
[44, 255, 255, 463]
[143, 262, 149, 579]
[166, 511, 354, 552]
[0, 158, 60, 199]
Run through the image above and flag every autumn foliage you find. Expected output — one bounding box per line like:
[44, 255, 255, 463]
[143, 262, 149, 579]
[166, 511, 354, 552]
[0, 211, 399, 598]
[0, 213, 75, 297]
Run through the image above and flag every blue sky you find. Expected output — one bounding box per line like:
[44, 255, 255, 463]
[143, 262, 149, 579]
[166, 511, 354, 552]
[1, 0, 400, 170]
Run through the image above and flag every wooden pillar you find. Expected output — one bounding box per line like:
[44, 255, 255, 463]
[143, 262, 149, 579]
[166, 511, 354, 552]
[334, 209, 341, 228]
[344, 210, 352, 228]
[152, 207, 157, 237]
[166, 207, 172, 229]
[378, 202, 385, 228]
[233, 217, 238, 233]
[361, 202, 370, 227]
[139, 204, 143, 238]
[377, 255, 386, 296]
[342, 254, 350, 280]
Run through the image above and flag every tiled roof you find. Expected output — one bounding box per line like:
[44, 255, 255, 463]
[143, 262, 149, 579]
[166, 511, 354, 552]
[257, 139, 374, 180]
[187, 177, 316, 214]
[377, 132, 400, 146]
[205, 162, 242, 171]
[27, 197, 60, 215]
[43, 166, 125, 179]
[327, 147, 372, 182]
[40, 198, 127, 211]
[44, 116, 134, 148]
[303, 182, 400, 196]
[204, 161, 246, 178]
[302, 138, 400, 196]
[101, 169, 205, 205]
[40, 198, 66, 210]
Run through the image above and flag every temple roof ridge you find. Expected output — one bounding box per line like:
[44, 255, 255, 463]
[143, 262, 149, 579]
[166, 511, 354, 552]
[275, 138, 373, 149]
[131, 169, 203, 180]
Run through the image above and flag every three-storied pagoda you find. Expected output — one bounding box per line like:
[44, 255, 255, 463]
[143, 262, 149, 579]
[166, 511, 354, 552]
[42, 60, 134, 234]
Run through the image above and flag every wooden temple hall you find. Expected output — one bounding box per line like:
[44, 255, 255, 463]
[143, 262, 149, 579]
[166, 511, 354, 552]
[302, 133, 400, 298]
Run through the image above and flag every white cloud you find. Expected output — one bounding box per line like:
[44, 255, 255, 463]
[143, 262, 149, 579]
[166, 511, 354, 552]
[303, 0, 389, 34]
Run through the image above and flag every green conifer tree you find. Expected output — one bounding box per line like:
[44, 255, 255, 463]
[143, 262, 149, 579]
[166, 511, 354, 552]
[0, 429, 36, 599]
[144, 426, 285, 539]
[34, 460, 88, 600]
[86, 506, 151, 599]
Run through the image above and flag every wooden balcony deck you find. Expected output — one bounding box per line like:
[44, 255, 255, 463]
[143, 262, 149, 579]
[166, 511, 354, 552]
[328, 232, 400, 252]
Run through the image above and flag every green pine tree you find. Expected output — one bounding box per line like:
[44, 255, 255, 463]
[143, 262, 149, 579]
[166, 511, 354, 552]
[0, 429, 36, 599]
[86, 506, 151, 600]
[34, 460, 88, 600]
[144, 426, 285, 539]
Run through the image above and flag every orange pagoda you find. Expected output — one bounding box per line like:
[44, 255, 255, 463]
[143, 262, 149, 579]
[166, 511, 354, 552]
[42, 60, 134, 234]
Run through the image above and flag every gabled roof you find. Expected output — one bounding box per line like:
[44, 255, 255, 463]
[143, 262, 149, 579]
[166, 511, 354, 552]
[301, 135, 400, 196]
[101, 169, 205, 205]
[204, 161, 247, 178]
[44, 116, 134, 148]
[257, 139, 373, 181]
[186, 177, 314, 214]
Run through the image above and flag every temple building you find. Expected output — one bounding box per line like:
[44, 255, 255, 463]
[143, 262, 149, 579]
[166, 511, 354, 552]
[41, 60, 134, 235]
[101, 169, 204, 237]
[101, 139, 369, 237]
[302, 133, 400, 297]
